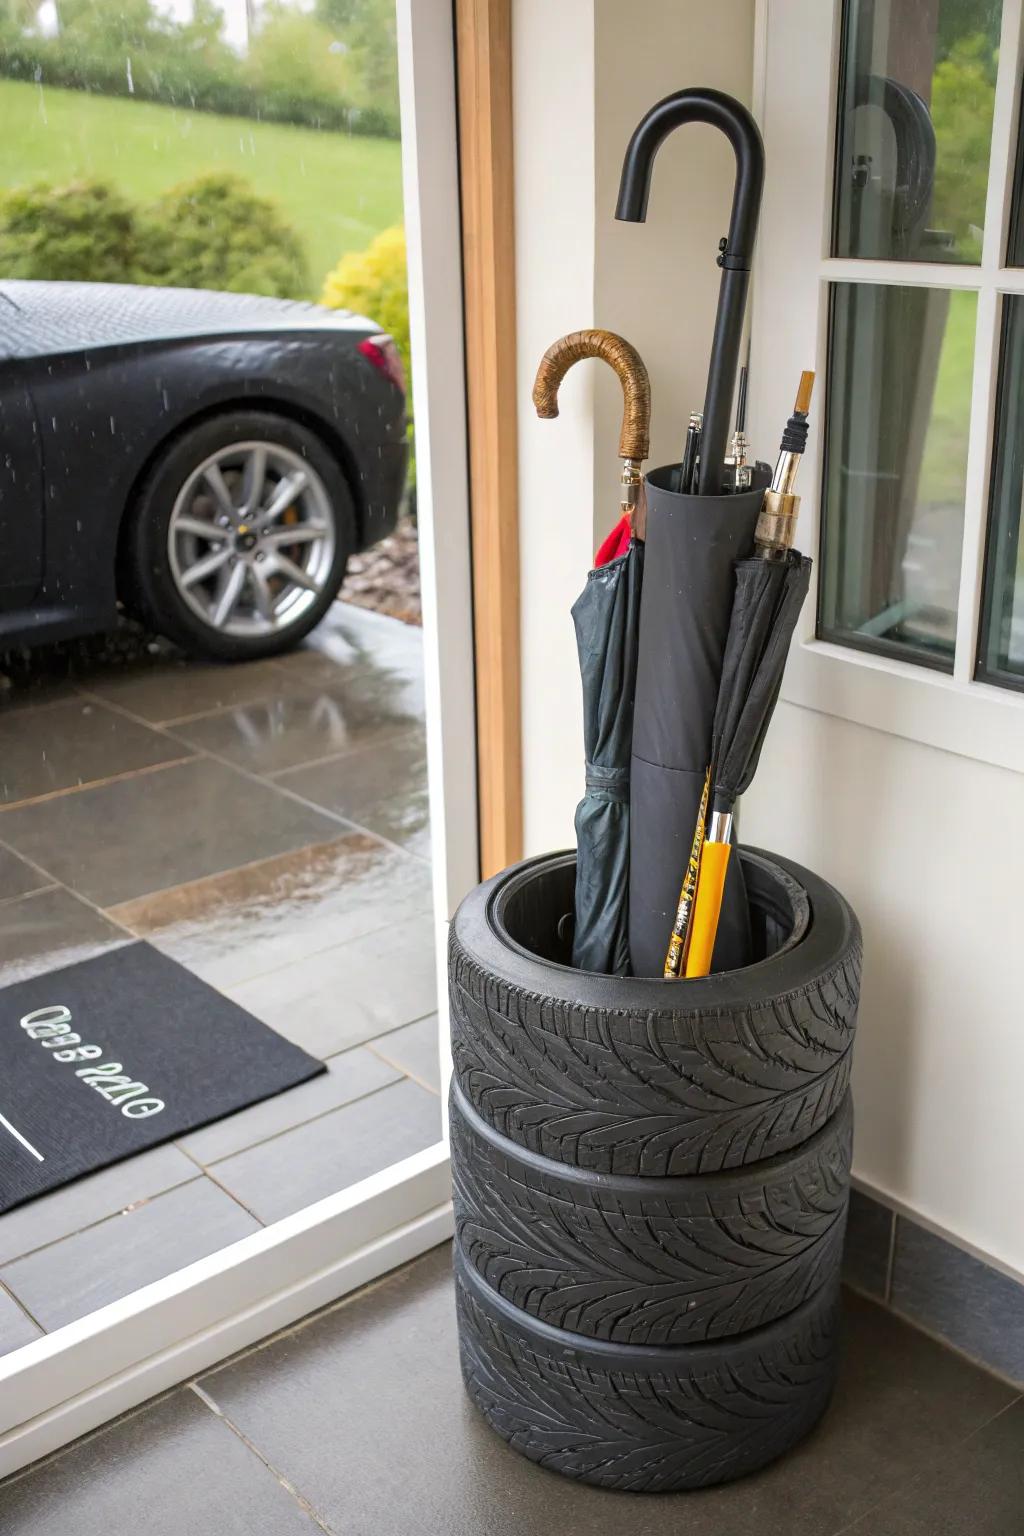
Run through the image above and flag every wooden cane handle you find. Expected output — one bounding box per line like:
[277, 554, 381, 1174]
[532, 329, 651, 462]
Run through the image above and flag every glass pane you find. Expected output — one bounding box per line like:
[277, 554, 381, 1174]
[819, 282, 977, 668]
[834, 0, 1001, 263]
[978, 296, 1024, 687]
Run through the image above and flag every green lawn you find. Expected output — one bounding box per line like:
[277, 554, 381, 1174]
[0, 78, 404, 295]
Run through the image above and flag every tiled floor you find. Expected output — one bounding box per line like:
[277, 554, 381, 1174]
[1, 1243, 1020, 1534]
[0, 604, 442, 1359]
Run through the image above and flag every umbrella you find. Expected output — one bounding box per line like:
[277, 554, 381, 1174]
[683, 552, 812, 976]
[681, 371, 816, 977]
[614, 87, 766, 977]
[533, 329, 650, 975]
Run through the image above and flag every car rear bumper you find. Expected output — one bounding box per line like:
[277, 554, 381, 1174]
[358, 438, 410, 551]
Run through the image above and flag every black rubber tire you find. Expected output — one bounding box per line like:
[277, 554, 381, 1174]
[455, 1242, 841, 1493]
[449, 847, 861, 1176]
[124, 410, 356, 661]
[451, 1081, 852, 1346]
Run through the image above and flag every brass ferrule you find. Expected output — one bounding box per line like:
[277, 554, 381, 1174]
[755, 488, 801, 553]
[620, 456, 646, 537]
[770, 450, 800, 497]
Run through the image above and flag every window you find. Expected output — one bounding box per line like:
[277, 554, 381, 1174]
[753, 0, 1024, 768]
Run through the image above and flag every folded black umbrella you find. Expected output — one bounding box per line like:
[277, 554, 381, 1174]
[628, 472, 762, 975]
[683, 552, 813, 976]
[533, 329, 651, 975]
[571, 540, 644, 973]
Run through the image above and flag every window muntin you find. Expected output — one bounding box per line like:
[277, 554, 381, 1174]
[978, 294, 1024, 689]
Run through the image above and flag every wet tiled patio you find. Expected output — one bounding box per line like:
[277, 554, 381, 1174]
[0, 602, 441, 1358]
[1, 1244, 1020, 1534]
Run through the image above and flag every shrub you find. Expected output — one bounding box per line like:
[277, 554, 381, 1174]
[320, 224, 408, 377]
[140, 173, 308, 298]
[0, 179, 142, 282]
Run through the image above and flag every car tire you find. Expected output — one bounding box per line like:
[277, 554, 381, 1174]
[455, 1241, 841, 1493]
[451, 1081, 852, 1346]
[449, 847, 862, 1176]
[124, 411, 357, 662]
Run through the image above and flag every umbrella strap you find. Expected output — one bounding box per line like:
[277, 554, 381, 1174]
[584, 763, 629, 802]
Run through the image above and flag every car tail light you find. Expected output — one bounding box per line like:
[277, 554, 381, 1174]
[358, 334, 406, 394]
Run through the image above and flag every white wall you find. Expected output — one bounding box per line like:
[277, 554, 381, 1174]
[515, 0, 758, 854]
[743, 704, 1024, 1280]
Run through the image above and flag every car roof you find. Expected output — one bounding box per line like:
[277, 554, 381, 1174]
[0, 281, 374, 361]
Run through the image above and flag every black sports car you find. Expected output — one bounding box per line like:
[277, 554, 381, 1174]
[0, 281, 408, 661]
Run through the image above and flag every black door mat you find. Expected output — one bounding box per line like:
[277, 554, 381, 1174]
[0, 942, 325, 1214]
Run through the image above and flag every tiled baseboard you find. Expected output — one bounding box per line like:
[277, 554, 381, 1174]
[842, 1188, 1024, 1387]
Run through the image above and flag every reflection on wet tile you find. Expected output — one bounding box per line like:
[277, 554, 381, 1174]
[369, 1014, 442, 1093]
[110, 833, 434, 990]
[0, 846, 52, 903]
[81, 654, 301, 725]
[0, 1178, 260, 1331]
[0, 1144, 199, 1267]
[0, 887, 130, 987]
[168, 672, 423, 776]
[0, 700, 189, 806]
[0, 1284, 42, 1356]
[227, 912, 437, 1056]
[178, 1045, 401, 1165]
[0, 758, 340, 908]
[279, 728, 430, 856]
[209, 1077, 441, 1223]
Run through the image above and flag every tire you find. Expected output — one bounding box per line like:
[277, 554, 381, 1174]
[124, 410, 357, 662]
[449, 847, 861, 1176]
[455, 1242, 841, 1493]
[451, 1082, 852, 1346]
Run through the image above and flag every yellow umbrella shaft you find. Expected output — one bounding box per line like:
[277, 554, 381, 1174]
[685, 819, 733, 978]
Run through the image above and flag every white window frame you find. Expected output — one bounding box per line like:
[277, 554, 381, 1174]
[751, 0, 1024, 775]
[0, 0, 473, 1478]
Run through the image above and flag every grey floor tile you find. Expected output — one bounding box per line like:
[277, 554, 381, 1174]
[0, 1178, 259, 1331]
[0, 847, 52, 902]
[843, 1188, 895, 1300]
[891, 1219, 1024, 1385]
[0, 1284, 42, 1356]
[0, 1144, 199, 1266]
[200, 1253, 1016, 1536]
[109, 833, 433, 991]
[0, 699, 189, 806]
[275, 602, 425, 687]
[81, 653, 305, 725]
[168, 671, 421, 777]
[0, 758, 340, 908]
[0, 1388, 324, 1535]
[178, 1046, 401, 1165]
[210, 1078, 440, 1224]
[846, 1397, 1024, 1535]
[368, 1014, 441, 1093]
[0, 887, 131, 987]
[279, 728, 430, 856]
[227, 914, 437, 1057]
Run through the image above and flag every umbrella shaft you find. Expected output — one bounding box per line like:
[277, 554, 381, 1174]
[699, 266, 751, 495]
[708, 809, 733, 843]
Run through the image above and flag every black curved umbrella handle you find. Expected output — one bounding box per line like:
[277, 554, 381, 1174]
[615, 89, 765, 496]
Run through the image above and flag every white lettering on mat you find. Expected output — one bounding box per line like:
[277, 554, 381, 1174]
[20, 1005, 165, 1119]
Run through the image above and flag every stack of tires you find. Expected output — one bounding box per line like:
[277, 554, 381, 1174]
[448, 847, 862, 1494]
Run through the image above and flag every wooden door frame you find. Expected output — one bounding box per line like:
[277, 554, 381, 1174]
[455, 0, 523, 877]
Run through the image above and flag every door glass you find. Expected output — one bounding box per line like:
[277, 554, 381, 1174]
[0, 0, 445, 1360]
[833, 0, 1002, 263]
[819, 281, 976, 668]
[978, 295, 1024, 688]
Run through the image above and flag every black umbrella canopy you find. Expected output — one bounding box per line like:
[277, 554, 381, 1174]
[571, 543, 644, 974]
[532, 328, 651, 976]
[628, 469, 761, 976]
[711, 553, 813, 813]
